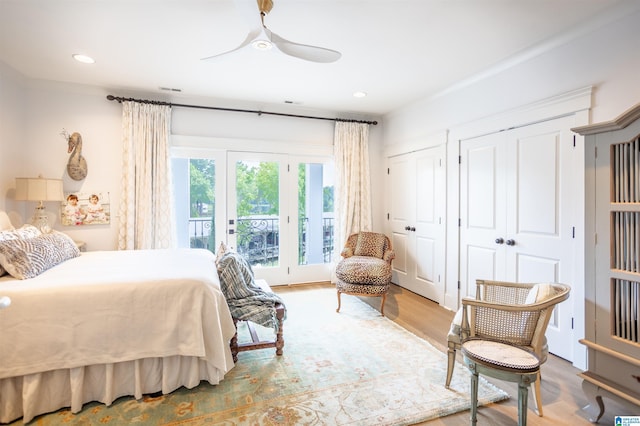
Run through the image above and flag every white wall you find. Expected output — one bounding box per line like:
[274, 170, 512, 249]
[382, 3, 640, 302]
[0, 61, 27, 219]
[381, 4, 640, 370]
[0, 68, 384, 250]
[2, 2, 638, 264]
[383, 2, 640, 145]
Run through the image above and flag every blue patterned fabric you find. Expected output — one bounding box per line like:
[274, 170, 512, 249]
[217, 251, 286, 331]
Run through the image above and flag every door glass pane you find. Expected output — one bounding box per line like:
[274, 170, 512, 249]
[297, 162, 335, 265]
[235, 160, 279, 267]
[188, 159, 216, 250]
[171, 158, 216, 250]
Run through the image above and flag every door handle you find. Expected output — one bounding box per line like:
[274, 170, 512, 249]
[495, 237, 504, 244]
[410, 227, 416, 232]
[506, 239, 516, 246]
[405, 226, 410, 231]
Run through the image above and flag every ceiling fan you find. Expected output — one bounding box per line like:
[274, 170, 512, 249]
[202, 0, 341, 63]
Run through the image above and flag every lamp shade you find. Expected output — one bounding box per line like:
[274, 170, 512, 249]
[15, 177, 64, 202]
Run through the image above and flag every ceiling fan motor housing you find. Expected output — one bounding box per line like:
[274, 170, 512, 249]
[257, 0, 273, 15]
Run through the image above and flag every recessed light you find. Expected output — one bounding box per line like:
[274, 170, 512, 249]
[72, 54, 95, 64]
[251, 40, 272, 51]
[353, 91, 367, 98]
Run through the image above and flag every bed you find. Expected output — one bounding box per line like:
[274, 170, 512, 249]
[0, 220, 236, 424]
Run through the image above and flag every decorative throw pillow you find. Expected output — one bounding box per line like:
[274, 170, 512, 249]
[354, 232, 386, 259]
[449, 306, 468, 339]
[341, 247, 354, 258]
[0, 225, 42, 276]
[0, 231, 80, 279]
[0, 212, 13, 231]
[215, 241, 228, 268]
[525, 283, 555, 304]
[0, 225, 41, 241]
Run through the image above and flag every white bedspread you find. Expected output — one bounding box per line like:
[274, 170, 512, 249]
[0, 248, 236, 380]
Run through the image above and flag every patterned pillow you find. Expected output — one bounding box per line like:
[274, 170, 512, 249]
[0, 231, 80, 279]
[0, 225, 42, 276]
[354, 232, 386, 259]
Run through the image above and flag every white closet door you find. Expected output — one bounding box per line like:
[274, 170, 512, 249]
[460, 115, 576, 361]
[389, 145, 446, 303]
[459, 132, 509, 298]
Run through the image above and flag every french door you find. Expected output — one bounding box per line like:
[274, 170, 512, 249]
[174, 151, 336, 285]
[226, 152, 335, 285]
[226, 153, 287, 284]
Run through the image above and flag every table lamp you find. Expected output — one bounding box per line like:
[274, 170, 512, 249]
[15, 176, 64, 233]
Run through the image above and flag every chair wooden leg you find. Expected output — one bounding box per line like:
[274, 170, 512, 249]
[380, 293, 387, 316]
[470, 366, 479, 425]
[230, 318, 239, 363]
[518, 376, 530, 426]
[275, 304, 285, 356]
[336, 290, 342, 313]
[445, 344, 456, 388]
[532, 372, 543, 416]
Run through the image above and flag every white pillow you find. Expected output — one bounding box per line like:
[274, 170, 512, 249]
[449, 306, 469, 337]
[525, 283, 555, 304]
[0, 212, 13, 231]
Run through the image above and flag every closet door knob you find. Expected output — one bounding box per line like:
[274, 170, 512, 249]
[506, 239, 516, 246]
[404, 226, 410, 231]
[495, 238, 504, 244]
[410, 227, 416, 232]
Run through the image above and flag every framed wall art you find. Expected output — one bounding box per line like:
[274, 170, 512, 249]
[61, 191, 110, 226]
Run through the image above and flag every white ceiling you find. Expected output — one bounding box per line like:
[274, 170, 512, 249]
[0, 0, 631, 116]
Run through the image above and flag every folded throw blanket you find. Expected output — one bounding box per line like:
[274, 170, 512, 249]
[217, 251, 286, 331]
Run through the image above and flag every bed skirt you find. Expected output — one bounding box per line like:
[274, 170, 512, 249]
[0, 354, 230, 424]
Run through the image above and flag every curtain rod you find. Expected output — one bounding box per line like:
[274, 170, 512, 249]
[106, 95, 378, 125]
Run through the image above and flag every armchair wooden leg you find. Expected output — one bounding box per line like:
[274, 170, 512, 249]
[380, 293, 386, 316]
[532, 372, 543, 416]
[336, 290, 342, 313]
[445, 343, 456, 388]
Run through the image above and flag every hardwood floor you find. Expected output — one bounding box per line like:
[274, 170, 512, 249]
[274, 282, 634, 425]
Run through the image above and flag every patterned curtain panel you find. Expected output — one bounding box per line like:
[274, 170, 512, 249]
[118, 102, 176, 250]
[333, 122, 372, 256]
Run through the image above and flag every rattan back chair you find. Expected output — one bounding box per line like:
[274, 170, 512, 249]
[446, 279, 570, 417]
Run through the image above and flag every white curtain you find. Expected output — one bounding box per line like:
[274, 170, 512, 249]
[334, 121, 372, 252]
[118, 101, 175, 250]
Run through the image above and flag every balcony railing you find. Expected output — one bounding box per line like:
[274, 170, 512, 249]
[188, 216, 334, 266]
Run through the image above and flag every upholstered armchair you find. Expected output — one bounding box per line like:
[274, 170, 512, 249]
[445, 279, 570, 417]
[335, 232, 395, 316]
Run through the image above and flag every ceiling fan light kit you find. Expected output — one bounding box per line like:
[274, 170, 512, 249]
[251, 39, 273, 50]
[203, 0, 341, 63]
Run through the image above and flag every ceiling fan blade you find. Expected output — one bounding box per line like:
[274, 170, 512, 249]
[271, 32, 341, 63]
[202, 0, 341, 63]
[201, 29, 259, 60]
[201, 0, 263, 61]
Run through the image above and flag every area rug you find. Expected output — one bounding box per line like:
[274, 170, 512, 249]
[19, 287, 508, 425]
